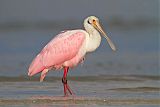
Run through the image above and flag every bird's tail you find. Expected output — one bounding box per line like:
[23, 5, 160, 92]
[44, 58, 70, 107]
[28, 54, 45, 76]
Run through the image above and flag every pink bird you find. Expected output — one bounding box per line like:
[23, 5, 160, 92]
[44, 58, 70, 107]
[28, 16, 116, 96]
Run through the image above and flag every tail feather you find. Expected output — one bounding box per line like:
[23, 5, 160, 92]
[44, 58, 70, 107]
[28, 54, 45, 76]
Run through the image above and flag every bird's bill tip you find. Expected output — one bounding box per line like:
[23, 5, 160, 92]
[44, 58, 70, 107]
[106, 37, 117, 51]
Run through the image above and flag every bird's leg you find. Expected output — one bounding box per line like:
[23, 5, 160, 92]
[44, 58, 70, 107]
[40, 69, 48, 82]
[62, 67, 69, 96]
[66, 83, 74, 95]
[62, 67, 74, 96]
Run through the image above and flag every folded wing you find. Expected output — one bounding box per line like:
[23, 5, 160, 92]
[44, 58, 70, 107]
[28, 30, 86, 76]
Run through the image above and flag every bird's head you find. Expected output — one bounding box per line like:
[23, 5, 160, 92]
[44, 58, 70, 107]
[84, 16, 116, 51]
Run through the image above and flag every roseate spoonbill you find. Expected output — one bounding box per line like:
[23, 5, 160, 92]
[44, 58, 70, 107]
[28, 16, 116, 96]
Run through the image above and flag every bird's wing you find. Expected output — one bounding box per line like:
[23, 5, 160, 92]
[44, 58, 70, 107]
[28, 30, 86, 76]
[42, 30, 86, 67]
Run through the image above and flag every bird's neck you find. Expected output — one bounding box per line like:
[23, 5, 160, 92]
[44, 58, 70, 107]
[86, 29, 101, 52]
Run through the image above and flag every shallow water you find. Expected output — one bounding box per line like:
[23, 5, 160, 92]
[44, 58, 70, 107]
[0, 27, 158, 76]
[0, 75, 159, 107]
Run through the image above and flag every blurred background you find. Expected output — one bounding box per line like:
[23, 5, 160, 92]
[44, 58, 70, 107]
[0, 1, 159, 106]
[0, 0, 159, 77]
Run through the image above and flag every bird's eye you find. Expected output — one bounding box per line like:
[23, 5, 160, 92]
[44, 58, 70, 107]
[92, 19, 96, 22]
[88, 20, 91, 24]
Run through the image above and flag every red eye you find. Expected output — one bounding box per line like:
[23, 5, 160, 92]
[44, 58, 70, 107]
[93, 19, 96, 22]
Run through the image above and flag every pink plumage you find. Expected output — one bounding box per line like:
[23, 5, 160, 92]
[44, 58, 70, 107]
[28, 30, 86, 76]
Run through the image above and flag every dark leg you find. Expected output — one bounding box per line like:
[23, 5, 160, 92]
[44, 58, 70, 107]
[62, 67, 74, 96]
